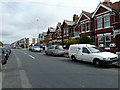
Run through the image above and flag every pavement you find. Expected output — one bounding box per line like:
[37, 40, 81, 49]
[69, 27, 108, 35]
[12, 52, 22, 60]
[2, 49, 119, 88]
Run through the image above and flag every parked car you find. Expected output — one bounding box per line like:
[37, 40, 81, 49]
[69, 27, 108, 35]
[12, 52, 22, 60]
[45, 45, 65, 56]
[16, 46, 22, 49]
[69, 44, 119, 66]
[0, 48, 7, 72]
[2, 47, 10, 60]
[31, 46, 41, 52]
[6, 46, 11, 55]
[29, 46, 34, 51]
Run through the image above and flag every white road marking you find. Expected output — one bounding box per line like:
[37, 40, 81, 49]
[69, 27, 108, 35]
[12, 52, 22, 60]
[104, 69, 118, 73]
[13, 51, 32, 88]
[24, 52, 27, 55]
[28, 55, 35, 59]
[19, 70, 32, 88]
[19, 50, 35, 60]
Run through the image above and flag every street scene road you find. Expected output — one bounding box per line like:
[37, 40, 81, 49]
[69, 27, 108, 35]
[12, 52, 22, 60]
[2, 49, 119, 88]
[1, 0, 120, 89]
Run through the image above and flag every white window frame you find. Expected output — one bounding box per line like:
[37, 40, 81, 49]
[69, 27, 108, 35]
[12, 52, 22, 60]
[86, 21, 90, 32]
[97, 16, 102, 29]
[104, 33, 111, 48]
[114, 30, 120, 38]
[81, 23, 85, 33]
[97, 34, 104, 46]
[104, 14, 110, 28]
[64, 28, 68, 36]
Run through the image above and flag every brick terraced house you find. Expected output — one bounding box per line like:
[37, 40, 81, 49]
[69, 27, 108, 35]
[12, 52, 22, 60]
[47, 27, 56, 45]
[55, 22, 62, 43]
[61, 20, 75, 44]
[92, 0, 120, 50]
[76, 11, 94, 41]
[38, 32, 47, 46]
[37, 0, 120, 52]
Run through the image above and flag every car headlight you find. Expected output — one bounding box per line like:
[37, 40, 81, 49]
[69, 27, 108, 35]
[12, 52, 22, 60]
[4, 54, 6, 56]
[103, 58, 110, 61]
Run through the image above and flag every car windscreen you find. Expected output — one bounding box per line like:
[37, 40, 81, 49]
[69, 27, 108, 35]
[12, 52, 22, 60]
[2, 48, 7, 51]
[34, 46, 40, 48]
[55, 46, 63, 49]
[88, 47, 103, 53]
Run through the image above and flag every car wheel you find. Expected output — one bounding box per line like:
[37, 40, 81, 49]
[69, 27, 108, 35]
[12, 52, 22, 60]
[61, 54, 64, 57]
[45, 51, 48, 55]
[51, 52, 54, 56]
[2, 60, 7, 65]
[6, 56, 8, 60]
[71, 56, 76, 61]
[94, 59, 101, 67]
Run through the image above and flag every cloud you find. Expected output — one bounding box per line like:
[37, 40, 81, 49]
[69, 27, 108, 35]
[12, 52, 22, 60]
[0, 0, 119, 44]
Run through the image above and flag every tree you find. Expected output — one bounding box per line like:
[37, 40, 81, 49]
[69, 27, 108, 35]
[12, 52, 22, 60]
[0, 41, 3, 47]
[79, 35, 91, 44]
[65, 39, 79, 49]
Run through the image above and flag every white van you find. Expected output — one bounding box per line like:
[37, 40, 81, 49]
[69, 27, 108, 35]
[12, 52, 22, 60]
[69, 44, 119, 66]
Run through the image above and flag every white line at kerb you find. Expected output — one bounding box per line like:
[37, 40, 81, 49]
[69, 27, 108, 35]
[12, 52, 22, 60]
[13, 50, 32, 88]
[28, 55, 35, 59]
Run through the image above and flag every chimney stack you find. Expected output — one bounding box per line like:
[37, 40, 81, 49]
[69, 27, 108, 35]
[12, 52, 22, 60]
[103, 0, 112, 6]
[73, 14, 79, 22]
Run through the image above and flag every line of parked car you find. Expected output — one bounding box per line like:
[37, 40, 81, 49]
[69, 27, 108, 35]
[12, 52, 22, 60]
[0, 46, 11, 72]
[44, 44, 119, 67]
[28, 44, 119, 67]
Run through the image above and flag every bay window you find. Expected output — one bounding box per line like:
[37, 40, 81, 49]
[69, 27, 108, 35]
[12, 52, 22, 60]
[98, 35, 104, 46]
[104, 14, 110, 28]
[64, 28, 68, 36]
[86, 22, 90, 32]
[105, 34, 111, 48]
[81, 23, 85, 32]
[97, 16, 102, 29]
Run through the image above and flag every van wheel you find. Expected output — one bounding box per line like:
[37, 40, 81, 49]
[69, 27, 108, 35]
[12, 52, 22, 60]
[71, 56, 76, 61]
[94, 59, 101, 67]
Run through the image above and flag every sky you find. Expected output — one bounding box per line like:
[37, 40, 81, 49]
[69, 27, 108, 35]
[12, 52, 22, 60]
[0, 0, 119, 44]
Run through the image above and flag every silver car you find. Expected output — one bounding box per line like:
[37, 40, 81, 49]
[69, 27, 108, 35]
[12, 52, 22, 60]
[32, 46, 41, 52]
[45, 45, 65, 56]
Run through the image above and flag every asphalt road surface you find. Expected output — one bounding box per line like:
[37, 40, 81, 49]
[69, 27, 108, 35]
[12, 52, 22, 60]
[2, 49, 119, 88]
